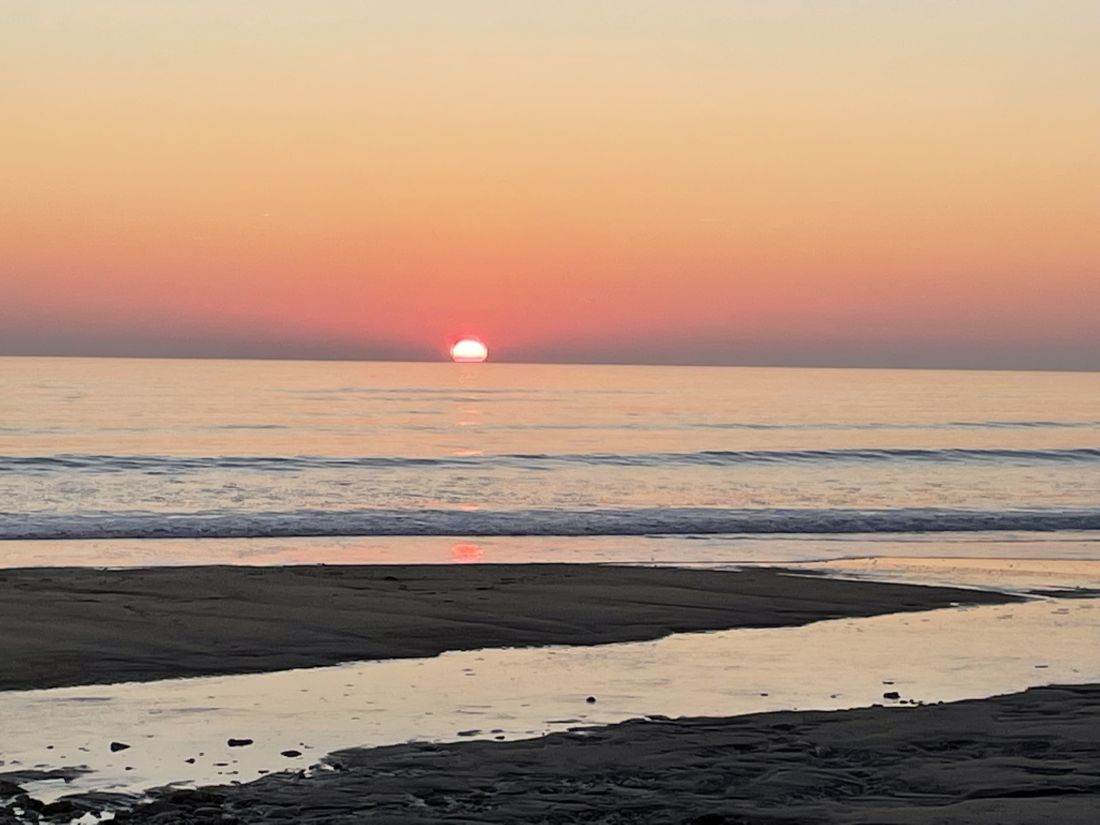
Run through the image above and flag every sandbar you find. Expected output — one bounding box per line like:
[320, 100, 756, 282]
[0, 563, 1017, 691]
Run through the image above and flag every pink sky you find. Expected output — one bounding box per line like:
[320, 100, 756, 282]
[2, 2, 1098, 368]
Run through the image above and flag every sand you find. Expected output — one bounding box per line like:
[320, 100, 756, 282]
[797, 556, 1100, 594]
[4, 683, 1091, 824]
[0, 563, 1018, 691]
[3, 563, 1094, 824]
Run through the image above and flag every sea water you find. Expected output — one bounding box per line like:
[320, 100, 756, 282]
[1, 357, 1098, 567]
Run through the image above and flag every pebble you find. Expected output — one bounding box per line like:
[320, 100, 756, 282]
[227, 738, 253, 748]
[109, 742, 130, 752]
[883, 691, 901, 700]
[280, 750, 302, 758]
[585, 696, 597, 704]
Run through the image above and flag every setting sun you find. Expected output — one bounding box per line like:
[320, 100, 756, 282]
[450, 338, 488, 363]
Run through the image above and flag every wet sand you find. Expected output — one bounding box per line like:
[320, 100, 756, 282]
[3, 594, 1096, 803]
[2, 564, 1097, 823]
[796, 556, 1100, 594]
[0, 563, 1019, 692]
[14, 683, 1090, 824]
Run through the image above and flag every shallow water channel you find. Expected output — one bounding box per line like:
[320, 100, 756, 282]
[1, 595, 1097, 804]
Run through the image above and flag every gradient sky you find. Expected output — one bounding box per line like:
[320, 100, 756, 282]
[2, 1, 1098, 368]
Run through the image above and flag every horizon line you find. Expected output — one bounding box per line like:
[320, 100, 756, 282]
[1, 352, 1097, 375]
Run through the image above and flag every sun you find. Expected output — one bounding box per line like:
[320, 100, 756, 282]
[450, 338, 489, 363]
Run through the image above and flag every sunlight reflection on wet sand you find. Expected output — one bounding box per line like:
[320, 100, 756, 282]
[3, 595, 1098, 802]
[2, 533, 1099, 570]
[792, 556, 1100, 592]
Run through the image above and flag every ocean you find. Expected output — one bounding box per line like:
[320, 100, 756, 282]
[2, 356, 1098, 568]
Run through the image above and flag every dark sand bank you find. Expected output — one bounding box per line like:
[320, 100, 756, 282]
[15, 683, 1093, 825]
[0, 564, 1016, 691]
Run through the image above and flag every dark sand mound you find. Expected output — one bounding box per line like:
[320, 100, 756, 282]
[0, 564, 1016, 691]
[85, 683, 1099, 824]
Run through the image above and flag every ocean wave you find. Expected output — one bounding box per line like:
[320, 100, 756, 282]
[3, 506, 1100, 540]
[3, 447, 1100, 474]
[689, 420, 1100, 431]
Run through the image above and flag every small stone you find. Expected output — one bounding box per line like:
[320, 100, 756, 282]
[227, 738, 253, 748]
[185, 758, 196, 764]
[109, 741, 131, 752]
[883, 691, 901, 700]
[280, 750, 302, 758]
[585, 696, 597, 704]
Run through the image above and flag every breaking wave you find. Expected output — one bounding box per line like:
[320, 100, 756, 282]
[4, 506, 1100, 541]
[4, 447, 1100, 474]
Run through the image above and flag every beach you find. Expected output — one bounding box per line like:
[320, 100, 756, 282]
[7, 0, 1100, 817]
[0, 563, 1018, 691]
[3, 563, 1099, 823]
[93, 683, 1099, 825]
[2, 360, 1098, 821]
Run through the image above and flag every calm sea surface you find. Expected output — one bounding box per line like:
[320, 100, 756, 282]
[1, 357, 1098, 566]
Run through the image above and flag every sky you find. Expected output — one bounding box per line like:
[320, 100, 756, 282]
[2, 1, 1098, 369]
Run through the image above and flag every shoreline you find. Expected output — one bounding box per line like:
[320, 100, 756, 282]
[1, 563, 1096, 824]
[6, 683, 1097, 824]
[0, 563, 1020, 692]
[140, 683, 1100, 825]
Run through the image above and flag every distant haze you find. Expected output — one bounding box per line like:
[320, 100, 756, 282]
[2, 2, 1098, 370]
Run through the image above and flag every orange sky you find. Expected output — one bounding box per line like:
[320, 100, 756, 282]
[2, 1, 1098, 368]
